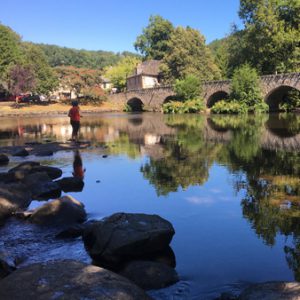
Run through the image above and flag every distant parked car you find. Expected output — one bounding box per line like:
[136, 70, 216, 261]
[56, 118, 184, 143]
[20, 94, 41, 103]
[0, 93, 15, 102]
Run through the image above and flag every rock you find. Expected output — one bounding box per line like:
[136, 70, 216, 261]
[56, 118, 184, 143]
[9, 162, 62, 180]
[56, 177, 84, 192]
[119, 260, 179, 290]
[55, 224, 85, 239]
[0, 172, 17, 183]
[83, 212, 175, 268]
[29, 195, 86, 226]
[35, 150, 54, 157]
[0, 154, 9, 165]
[239, 281, 300, 300]
[12, 148, 29, 157]
[9, 161, 40, 174]
[0, 260, 152, 300]
[30, 165, 62, 179]
[21, 172, 61, 200]
[0, 252, 16, 279]
[0, 183, 32, 220]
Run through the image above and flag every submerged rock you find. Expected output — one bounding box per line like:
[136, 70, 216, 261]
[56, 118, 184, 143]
[83, 212, 175, 268]
[29, 195, 86, 226]
[0, 154, 9, 165]
[56, 177, 84, 192]
[239, 281, 300, 300]
[12, 148, 29, 157]
[0, 260, 152, 300]
[119, 260, 179, 290]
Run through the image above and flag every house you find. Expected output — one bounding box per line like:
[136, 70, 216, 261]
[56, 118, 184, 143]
[126, 60, 162, 91]
[100, 77, 112, 91]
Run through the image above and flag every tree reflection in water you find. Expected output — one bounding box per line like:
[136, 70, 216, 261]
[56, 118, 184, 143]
[139, 113, 300, 279]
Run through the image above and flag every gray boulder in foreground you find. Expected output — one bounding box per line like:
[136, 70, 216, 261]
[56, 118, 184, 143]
[29, 195, 86, 226]
[239, 281, 300, 300]
[83, 212, 175, 268]
[0, 260, 152, 300]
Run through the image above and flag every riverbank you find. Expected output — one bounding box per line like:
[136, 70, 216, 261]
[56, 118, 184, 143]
[0, 101, 124, 117]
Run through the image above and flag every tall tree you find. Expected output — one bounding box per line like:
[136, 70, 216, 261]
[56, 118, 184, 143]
[134, 15, 174, 60]
[23, 43, 58, 95]
[104, 56, 141, 91]
[232, 0, 300, 74]
[208, 38, 230, 79]
[7, 64, 35, 96]
[0, 24, 23, 89]
[161, 26, 221, 82]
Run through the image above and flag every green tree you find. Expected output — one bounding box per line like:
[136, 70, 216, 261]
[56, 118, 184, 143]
[232, 0, 300, 74]
[134, 15, 174, 60]
[174, 75, 202, 101]
[0, 24, 23, 89]
[23, 43, 58, 95]
[104, 56, 141, 91]
[208, 38, 230, 79]
[161, 26, 221, 82]
[230, 64, 263, 107]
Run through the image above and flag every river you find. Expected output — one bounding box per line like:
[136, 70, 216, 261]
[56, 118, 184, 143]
[0, 112, 299, 299]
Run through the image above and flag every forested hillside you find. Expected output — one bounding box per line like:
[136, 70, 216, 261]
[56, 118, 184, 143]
[36, 44, 140, 69]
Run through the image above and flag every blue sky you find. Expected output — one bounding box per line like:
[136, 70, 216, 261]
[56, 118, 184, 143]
[0, 0, 242, 53]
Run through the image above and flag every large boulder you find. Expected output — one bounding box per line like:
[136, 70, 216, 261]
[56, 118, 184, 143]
[21, 172, 61, 200]
[239, 281, 300, 300]
[0, 260, 152, 300]
[0, 183, 32, 220]
[119, 260, 179, 290]
[83, 212, 175, 268]
[9, 162, 62, 180]
[9, 161, 40, 173]
[29, 195, 86, 226]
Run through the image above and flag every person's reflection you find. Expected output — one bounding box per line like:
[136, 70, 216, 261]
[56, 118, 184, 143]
[72, 150, 85, 179]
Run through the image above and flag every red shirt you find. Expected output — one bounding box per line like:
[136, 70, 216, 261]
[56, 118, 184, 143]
[69, 107, 80, 122]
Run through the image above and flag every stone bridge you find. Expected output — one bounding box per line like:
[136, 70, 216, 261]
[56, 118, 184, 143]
[109, 73, 300, 111]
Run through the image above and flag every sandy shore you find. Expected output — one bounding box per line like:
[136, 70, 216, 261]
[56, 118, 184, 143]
[0, 102, 123, 117]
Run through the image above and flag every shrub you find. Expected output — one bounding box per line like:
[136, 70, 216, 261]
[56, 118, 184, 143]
[230, 64, 263, 107]
[162, 99, 204, 114]
[174, 75, 202, 101]
[279, 89, 300, 111]
[211, 100, 248, 114]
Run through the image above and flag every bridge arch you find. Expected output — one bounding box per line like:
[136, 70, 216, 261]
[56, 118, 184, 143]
[163, 95, 178, 104]
[265, 85, 300, 111]
[206, 91, 229, 108]
[127, 97, 144, 112]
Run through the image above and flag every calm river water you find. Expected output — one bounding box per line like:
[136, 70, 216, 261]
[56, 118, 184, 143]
[0, 112, 299, 299]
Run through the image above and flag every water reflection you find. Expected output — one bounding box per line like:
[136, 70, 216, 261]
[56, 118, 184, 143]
[72, 150, 85, 179]
[0, 112, 300, 291]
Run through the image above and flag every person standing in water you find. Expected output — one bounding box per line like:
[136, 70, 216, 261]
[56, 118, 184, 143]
[68, 100, 82, 142]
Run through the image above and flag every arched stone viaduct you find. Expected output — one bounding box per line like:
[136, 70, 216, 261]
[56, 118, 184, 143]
[108, 73, 300, 111]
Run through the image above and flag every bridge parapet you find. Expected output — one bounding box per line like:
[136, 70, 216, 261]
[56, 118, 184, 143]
[108, 72, 300, 110]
